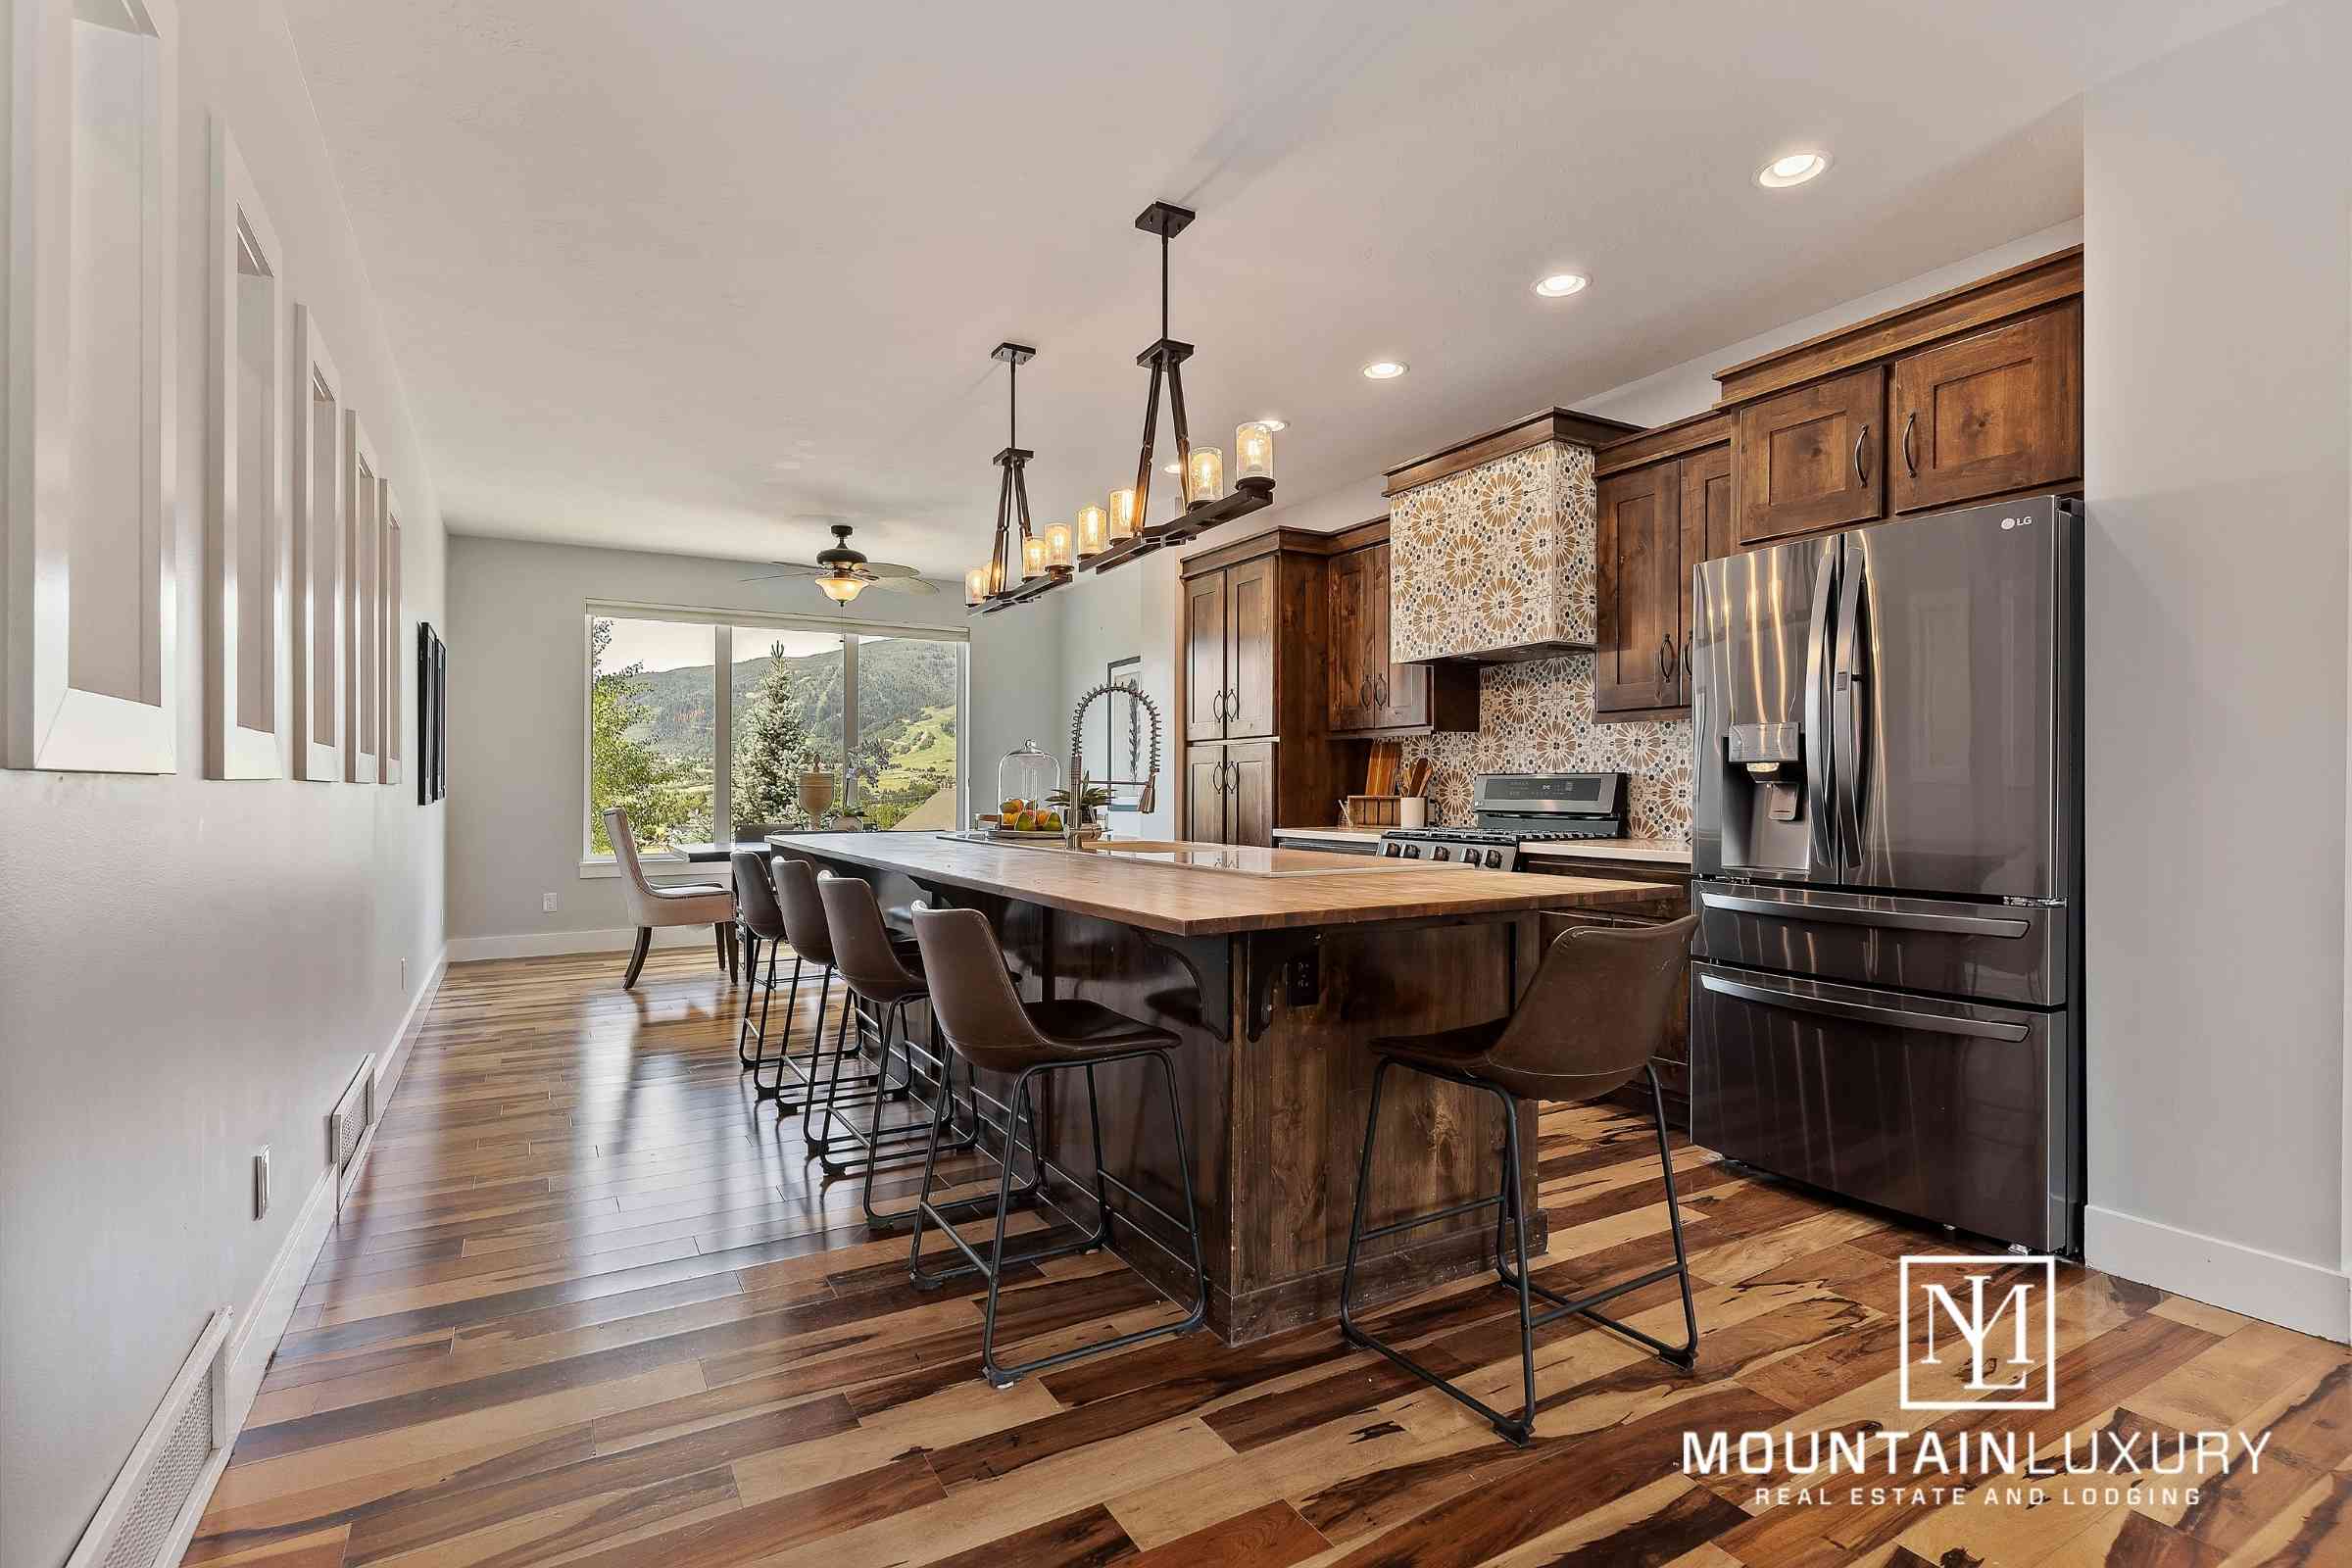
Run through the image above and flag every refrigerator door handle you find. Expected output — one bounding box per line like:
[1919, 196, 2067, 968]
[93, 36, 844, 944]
[1699, 889, 2031, 938]
[1832, 540, 1868, 870]
[1699, 972, 2032, 1041]
[1803, 550, 1840, 873]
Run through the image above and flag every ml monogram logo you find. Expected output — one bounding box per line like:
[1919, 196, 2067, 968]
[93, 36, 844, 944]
[1898, 1254, 2058, 1411]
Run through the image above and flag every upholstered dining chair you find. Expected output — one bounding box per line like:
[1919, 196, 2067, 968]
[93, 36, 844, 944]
[604, 808, 737, 990]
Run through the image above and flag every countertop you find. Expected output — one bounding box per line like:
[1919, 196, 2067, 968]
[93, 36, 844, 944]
[771, 832, 1665, 938]
[1270, 825, 1692, 867]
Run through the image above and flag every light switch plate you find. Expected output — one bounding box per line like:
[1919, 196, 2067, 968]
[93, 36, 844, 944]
[254, 1147, 270, 1219]
[543, 892, 560, 912]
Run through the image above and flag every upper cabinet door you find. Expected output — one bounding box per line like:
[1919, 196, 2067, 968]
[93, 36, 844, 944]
[1223, 557, 1278, 739]
[1734, 366, 1886, 547]
[1184, 569, 1227, 742]
[1890, 302, 2082, 514]
[1326, 546, 1373, 731]
[1677, 444, 1734, 705]
[1367, 541, 1432, 729]
[1594, 462, 1682, 716]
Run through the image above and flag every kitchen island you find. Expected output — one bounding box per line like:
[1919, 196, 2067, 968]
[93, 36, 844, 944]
[773, 830, 1664, 1344]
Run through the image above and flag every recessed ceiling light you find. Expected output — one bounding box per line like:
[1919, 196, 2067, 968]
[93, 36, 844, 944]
[1756, 151, 1831, 188]
[1361, 361, 1408, 380]
[1256, 417, 1288, 432]
[1533, 272, 1589, 298]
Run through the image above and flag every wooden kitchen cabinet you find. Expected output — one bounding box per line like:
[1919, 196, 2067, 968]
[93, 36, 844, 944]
[1592, 439, 1731, 720]
[1734, 366, 1887, 547]
[1184, 570, 1227, 743]
[1178, 531, 1352, 846]
[1323, 523, 1477, 737]
[1890, 300, 2082, 514]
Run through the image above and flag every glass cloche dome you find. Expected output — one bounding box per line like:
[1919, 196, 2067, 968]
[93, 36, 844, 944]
[997, 739, 1060, 813]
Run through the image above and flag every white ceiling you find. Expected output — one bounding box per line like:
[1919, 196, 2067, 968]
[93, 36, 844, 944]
[278, 0, 2267, 578]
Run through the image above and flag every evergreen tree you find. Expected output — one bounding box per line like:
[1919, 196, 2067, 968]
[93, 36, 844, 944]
[733, 639, 813, 824]
[588, 618, 698, 852]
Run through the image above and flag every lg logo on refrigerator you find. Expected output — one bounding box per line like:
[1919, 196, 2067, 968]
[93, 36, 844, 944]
[1999, 513, 2037, 530]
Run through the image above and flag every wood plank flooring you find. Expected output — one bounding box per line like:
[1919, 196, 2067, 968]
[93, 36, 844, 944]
[184, 948, 2352, 1568]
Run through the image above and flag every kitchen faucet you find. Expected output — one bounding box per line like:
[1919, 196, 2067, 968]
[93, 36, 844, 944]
[1066, 682, 1161, 847]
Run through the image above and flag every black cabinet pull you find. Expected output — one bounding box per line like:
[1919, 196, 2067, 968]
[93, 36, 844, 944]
[1374, 672, 1389, 708]
[1853, 422, 1872, 487]
[1902, 411, 1918, 477]
[1681, 632, 1691, 695]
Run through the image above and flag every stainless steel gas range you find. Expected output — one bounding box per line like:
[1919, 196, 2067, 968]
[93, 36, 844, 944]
[1377, 772, 1628, 872]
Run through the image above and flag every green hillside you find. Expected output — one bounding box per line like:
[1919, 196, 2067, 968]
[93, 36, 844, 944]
[597, 631, 958, 838]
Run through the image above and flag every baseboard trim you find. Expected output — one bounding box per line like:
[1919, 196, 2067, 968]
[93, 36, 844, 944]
[447, 924, 716, 962]
[2085, 1203, 2351, 1343]
[210, 946, 450, 1533]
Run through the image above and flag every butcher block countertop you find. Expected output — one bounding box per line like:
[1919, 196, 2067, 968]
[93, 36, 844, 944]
[770, 831, 1664, 938]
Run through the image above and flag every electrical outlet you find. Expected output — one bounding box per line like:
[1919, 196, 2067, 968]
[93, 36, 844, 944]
[253, 1147, 271, 1219]
[542, 892, 559, 913]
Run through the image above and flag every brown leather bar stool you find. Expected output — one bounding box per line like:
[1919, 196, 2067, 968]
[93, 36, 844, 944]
[730, 850, 797, 1099]
[815, 874, 1008, 1229]
[1338, 913, 1702, 1446]
[768, 854, 886, 1133]
[906, 905, 1207, 1389]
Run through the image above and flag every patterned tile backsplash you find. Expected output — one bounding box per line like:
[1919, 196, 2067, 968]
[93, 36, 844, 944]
[1396, 655, 1694, 843]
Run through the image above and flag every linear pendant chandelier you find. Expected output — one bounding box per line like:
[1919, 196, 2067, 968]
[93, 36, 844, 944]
[967, 342, 1059, 612]
[1089, 201, 1276, 574]
[967, 200, 1277, 612]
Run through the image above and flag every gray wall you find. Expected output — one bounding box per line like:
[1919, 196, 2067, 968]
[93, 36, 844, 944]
[443, 535, 1057, 946]
[0, 2, 449, 1563]
[2080, 0, 2350, 1334]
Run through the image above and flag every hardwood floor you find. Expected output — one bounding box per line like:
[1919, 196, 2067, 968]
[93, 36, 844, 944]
[185, 948, 2352, 1568]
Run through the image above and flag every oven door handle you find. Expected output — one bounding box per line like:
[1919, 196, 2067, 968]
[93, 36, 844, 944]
[1699, 890, 2030, 939]
[1698, 972, 2031, 1041]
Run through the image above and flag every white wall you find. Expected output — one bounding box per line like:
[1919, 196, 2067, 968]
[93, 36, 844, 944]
[2079, 0, 2351, 1340]
[0, 3, 449, 1564]
[443, 535, 1056, 950]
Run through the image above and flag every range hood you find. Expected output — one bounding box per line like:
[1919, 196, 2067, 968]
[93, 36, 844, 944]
[1382, 408, 1641, 664]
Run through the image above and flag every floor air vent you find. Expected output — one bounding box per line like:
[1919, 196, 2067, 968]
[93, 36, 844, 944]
[329, 1054, 377, 1211]
[66, 1307, 233, 1568]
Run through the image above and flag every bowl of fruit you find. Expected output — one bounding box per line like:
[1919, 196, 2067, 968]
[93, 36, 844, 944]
[984, 798, 1095, 842]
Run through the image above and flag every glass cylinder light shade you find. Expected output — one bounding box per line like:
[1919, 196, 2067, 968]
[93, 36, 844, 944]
[1045, 521, 1073, 570]
[1186, 445, 1224, 504]
[1075, 504, 1107, 558]
[1236, 421, 1275, 481]
[1107, 487, 1138, 540]
[1021, 533, 1048, 579]
[964, 565, 988, 606]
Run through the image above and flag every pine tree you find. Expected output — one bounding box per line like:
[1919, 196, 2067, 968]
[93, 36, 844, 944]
[733, 640, 812, 824]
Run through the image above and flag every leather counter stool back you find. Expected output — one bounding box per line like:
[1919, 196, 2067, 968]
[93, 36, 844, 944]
[1338, 913, 1702, 1446]
[811, 875, 994, 1229]
[908, 905, 1207, 1388]
[730, 851, 799, 1102]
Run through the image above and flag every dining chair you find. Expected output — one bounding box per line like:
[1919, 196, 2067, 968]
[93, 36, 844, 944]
[604, 808, 737, 990]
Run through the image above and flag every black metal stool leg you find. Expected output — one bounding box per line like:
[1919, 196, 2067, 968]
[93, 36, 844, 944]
[1084, 1064, 1114, 1250]
[1337, 1057, 1392, 1354]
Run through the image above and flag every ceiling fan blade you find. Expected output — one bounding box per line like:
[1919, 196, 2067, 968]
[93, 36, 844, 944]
[858, 561, 918, 578]
[738, 568, 819, 583]
[864, 573, 939, 595]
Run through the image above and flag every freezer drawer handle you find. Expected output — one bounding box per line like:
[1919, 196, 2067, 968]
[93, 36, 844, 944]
[1699, 973, 2031, 1041]
[1700, 891, 2030, 939]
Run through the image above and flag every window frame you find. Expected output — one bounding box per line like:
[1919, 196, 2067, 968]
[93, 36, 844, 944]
[578, 597, 968, 872]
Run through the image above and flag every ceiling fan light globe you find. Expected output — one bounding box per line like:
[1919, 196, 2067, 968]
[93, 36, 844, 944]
[815, 574, 866, 605]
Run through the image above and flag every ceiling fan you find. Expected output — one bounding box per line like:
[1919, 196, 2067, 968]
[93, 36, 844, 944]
[739, 523, 938, 604]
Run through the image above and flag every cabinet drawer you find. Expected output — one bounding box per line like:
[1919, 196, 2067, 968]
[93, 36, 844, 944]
[1734, 366, 1886, 546]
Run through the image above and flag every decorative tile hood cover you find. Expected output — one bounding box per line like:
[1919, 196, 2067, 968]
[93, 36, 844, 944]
[1382, 409, 1636, 664]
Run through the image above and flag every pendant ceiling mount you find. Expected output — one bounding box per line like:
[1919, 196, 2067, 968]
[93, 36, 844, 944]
[969, 341, 1064, 612]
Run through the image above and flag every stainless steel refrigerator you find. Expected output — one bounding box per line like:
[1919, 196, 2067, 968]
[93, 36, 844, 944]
[1689, 495, 2082, 1254]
